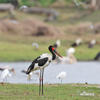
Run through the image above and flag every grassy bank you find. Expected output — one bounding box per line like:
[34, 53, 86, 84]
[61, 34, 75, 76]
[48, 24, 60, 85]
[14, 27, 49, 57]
[0, 34, 100, 62]
[0, 39, 100, 62]
[0, 8, 100, 62]
[0, 83, 100, 100]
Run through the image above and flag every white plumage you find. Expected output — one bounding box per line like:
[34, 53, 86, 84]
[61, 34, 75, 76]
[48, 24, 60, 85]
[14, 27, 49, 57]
[88, 39, 96, 48]
[90, 24, 95, 30]
[32, 42, 39, 50]
[56, 40, 61, 47]
[27, 72, 40, 81]
[40, 53, 52, 62]
[76, 38, 82, 45]
[91, 40, 96, 45]
[1, 69, 11, 80]
[20, 45, 63, 95]
[31, 53, 53, 71]
[56, 72, 66, 83]
[19, 5, 28, 10]
[55, 47, 77, 64]
[73, 0, 85, 7]
[67, 47, 75, 56]
[74, 0, 80, 6]
[0, 66, 15, 83]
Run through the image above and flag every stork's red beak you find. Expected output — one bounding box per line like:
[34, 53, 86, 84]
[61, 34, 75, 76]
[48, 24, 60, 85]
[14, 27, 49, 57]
[54, 50, 62, 58]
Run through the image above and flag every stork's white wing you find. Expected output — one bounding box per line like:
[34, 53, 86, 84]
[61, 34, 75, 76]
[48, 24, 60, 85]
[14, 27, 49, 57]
[39, 53, 52, 60]
[0, 69, 10, 79]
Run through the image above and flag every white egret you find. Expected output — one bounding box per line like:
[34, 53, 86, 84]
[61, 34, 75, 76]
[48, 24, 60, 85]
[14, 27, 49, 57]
[71, 38, 82, 47]
[32, 42, 39, 50]
[56, 72, 66, 83]
[53, 40, 61, 49]
[88, 39, 96, 48]
[22, 70, 39, 81]
[0, 66, 15, 83]
[55, 47, 77, 64]
[19, 5, 28, 11]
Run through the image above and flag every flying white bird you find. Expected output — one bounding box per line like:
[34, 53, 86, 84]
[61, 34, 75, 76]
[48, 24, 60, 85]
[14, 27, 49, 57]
[56, 72, 66, 83]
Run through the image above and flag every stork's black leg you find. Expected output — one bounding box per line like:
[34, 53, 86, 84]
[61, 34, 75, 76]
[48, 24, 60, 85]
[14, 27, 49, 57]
[39, 70, 42, 96]
[42, 69, 44, 95]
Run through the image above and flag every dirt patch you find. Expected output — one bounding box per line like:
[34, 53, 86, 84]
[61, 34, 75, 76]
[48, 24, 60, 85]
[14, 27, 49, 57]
[0, 18, 63, 37]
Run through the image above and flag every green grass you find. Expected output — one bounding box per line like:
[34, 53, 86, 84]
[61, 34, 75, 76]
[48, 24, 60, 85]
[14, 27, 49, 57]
[0, 32, 99, 62]
[0, 7, 100, 62]
[75, 45, 100, 61]
[0, 40, 99, 62]
[0, 84, 100, 100]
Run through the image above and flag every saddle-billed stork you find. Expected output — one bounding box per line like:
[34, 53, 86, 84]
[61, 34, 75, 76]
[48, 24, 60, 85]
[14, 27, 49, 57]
[25, 45, 62, 95]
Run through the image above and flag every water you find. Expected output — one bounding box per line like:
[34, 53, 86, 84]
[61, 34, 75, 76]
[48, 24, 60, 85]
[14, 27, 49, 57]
[0, 62, 100, 84]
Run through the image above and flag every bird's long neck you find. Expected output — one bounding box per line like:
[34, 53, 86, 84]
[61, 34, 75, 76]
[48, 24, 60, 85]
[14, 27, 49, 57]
[50, 50, 56, 60]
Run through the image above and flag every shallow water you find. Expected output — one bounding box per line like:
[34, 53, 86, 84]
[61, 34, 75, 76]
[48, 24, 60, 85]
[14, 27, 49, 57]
[0, 62, 100, 84]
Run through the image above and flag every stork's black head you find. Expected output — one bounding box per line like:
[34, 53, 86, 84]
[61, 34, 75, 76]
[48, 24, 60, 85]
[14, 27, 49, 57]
[48, 45, 62, 59]
[48, 45, 54, 52]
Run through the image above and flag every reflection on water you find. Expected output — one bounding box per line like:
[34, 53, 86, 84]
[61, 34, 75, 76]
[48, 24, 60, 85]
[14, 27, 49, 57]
[0, 62, 100, 84]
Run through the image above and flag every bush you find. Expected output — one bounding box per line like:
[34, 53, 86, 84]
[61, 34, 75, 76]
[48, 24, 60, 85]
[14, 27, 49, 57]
[19, 0, 35, 7]
[38, 0, 56, 7]
[19, 0, 56, 7]
[0, 0, 9, 3]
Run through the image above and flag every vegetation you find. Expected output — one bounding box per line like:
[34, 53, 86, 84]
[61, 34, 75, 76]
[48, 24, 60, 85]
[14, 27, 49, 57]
[19, 0, 35, 7]
[0, 1, 99, 62]
[0, 83, 100, 100]
[0, 36, 99, 62]
[0, 0, 88, 7]
[0, 0, 19, 7]
[0, 7, 99, 61]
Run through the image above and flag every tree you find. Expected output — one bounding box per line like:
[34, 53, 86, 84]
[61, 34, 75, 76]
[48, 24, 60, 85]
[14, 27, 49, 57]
[90, 0, 100, 10]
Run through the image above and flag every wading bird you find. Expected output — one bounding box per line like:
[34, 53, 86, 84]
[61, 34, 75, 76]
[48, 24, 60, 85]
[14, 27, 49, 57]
[24, 45, 62, 95]
[0, 66, 15, 83]
[56, 72, 66, 83]
[71, 38, 82, 47]
[88, 39, 96, 48]
[55, 48, 77, 64]
[22, 70, 39, 81]
[53, 40, 61, 49]
[32, 42, 39, 50]
[19, 5, 28, 11]
[94, 52, 100, 61]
